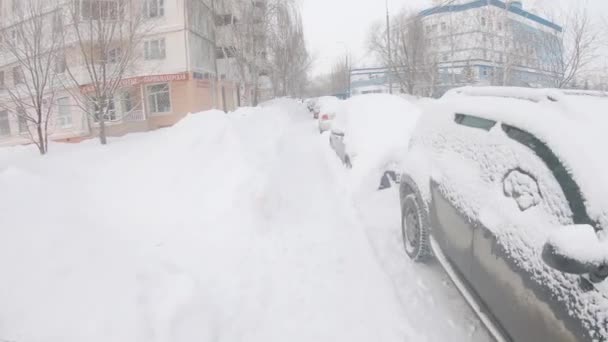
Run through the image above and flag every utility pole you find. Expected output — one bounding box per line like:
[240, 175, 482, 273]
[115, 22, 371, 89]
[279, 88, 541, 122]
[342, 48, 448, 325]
[386, 0, 393, 94]
[347, 54, 351, 98]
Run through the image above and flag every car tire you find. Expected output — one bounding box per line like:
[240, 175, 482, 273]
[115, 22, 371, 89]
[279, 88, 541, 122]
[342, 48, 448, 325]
[401, 193, 432, 262]
[344, 155, 352, 169]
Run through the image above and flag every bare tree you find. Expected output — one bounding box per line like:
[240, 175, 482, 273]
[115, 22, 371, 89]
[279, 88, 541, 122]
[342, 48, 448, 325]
[267, 1, 311, 98]
[326, 55, 350, 95]
[217, 0, 276, 106]
[62, 0, 148, 145]
[541, 6, 600, 88]
[0, 0, 63, 155]
[368, 10, 437, 96]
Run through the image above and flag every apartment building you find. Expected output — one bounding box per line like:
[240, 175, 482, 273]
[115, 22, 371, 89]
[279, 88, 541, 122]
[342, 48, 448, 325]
[419, 0, 563, 93]
[0, 0, 241, 147]
[214, 0, 272, 105]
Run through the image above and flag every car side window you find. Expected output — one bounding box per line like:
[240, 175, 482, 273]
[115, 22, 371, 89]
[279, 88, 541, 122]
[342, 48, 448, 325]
[502, 124, 593, 226]
[455, 114, 496, 131]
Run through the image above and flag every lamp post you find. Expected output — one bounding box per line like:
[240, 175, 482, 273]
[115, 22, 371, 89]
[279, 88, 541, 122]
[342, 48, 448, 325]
[337, 41, 351, 98]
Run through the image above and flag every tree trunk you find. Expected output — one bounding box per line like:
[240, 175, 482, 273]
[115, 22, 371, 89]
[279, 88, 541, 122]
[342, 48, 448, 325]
[98, 115, 108, 145]
[36, 124, 46, 155]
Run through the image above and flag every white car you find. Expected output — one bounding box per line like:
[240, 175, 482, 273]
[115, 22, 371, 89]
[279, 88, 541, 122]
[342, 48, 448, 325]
[315, 96, 341, 133]
[328, 94, 420, 189]
[400, 86, 608, 342]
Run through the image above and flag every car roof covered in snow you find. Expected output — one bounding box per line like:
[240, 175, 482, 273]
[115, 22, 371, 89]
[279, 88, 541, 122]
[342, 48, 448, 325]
[435, 87, 608, 227]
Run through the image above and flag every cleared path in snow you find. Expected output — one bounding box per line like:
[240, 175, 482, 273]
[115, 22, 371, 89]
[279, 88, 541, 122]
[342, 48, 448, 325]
[0, 99, 491, 342]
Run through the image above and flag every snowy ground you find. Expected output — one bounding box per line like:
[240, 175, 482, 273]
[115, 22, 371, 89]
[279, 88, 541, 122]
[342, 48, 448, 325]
[0, 99, 491, 341]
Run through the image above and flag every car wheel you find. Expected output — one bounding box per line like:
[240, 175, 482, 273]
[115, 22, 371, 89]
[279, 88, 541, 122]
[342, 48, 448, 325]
[344, 155, 352, 169]
[402, 193, 432, 262]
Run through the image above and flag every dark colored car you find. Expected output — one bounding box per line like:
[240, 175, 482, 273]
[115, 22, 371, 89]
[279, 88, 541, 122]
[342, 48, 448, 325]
[399, 87, 608, 342]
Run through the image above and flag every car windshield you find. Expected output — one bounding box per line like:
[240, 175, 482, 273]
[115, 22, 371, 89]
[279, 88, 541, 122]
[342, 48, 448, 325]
[2, 0, 608, 341]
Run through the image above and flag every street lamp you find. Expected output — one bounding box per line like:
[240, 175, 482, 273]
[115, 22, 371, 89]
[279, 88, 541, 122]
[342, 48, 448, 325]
[336, 41, 351, 98]
[386, 0, 393, 94]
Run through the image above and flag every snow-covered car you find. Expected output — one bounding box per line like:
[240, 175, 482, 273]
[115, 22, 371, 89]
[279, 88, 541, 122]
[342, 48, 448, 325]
[315, 96, 341, 133]
[399, 87, 608, 342]
[329, 94, 419, 189]
[305, 98, 318, 117]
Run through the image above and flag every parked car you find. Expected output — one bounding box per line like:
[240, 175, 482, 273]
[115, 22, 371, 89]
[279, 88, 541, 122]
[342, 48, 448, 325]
[305, 98, 318, 117]
[399, 86, 608, 342]
[329, 94, 419, 189]
[315, 96, 341, 133]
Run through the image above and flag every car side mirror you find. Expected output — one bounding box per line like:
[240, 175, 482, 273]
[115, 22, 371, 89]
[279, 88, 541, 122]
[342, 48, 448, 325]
[542, 224, 606, 275]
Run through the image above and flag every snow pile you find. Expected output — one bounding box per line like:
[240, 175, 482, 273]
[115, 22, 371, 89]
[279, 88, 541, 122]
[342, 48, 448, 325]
[314, 96, 342, 114]
[333, 94, 421, 191]
[0, 100, 422, 342]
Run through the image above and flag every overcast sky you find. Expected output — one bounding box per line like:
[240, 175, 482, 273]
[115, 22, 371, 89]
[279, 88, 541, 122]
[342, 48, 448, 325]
[300, 0, 608, 76]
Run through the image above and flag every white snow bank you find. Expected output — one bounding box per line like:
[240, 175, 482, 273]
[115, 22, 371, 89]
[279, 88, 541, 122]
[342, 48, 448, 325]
[315, 96, 342, 114]
[0, 100, 416, 342]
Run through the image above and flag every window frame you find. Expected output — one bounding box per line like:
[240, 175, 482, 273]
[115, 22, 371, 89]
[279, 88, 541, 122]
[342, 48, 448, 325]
[144, 0, 164, 18]
[17, 108, 28, 133]
[146, 82, 172, 114]
[144, 38, 166, 60]
[91, 96, 118, 122]
[57, 97, 73, 128]
[107, 47, 121, 64]
[12, 66, 24, 85]
[0, 110, 11, 137]
[55, 53, 67, 73]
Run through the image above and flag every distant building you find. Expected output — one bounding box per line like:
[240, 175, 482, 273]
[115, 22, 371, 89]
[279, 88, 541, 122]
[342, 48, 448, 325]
[349, 67, 391, 96]
[0, 0, 242, 148]
[419, 0, 563, 94]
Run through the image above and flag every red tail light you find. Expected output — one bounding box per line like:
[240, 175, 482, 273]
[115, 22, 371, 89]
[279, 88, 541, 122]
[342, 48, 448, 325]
[321, 114, 329, 120]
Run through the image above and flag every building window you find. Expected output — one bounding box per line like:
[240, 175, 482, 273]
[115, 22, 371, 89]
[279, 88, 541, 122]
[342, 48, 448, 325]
[92, 97, 117, 122]
[18, 113, 28, 133]
[498, 22, 503, 30]
[441, 22, 446, 31]
[9, 29, 17, 42]
[57, 97, 72, 128]
[0, 71, 4, 89]
[55, 53, 67, 73]
[215, 14, 235, 27]
[144, 0, 164, 18]
[12, 0, 21, 14]
[13, 66, 24, 85]
[80, 0, 121, 20]
[0, 110, 10, 136]
[107, 47, 121, 63]
[52, 11, 63, 35]
[147, 83, 171, 113]
[481, 17, 486, 26]
[144, 38, 166, 60]
[120, 91, 134, 113]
